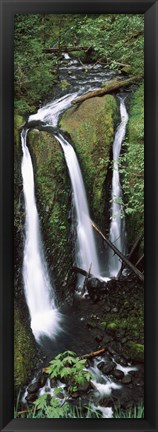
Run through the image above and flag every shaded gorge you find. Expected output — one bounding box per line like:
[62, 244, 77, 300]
[14, 53, 144, 417]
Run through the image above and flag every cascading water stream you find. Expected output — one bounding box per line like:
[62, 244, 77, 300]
[109, 97, 128, 277]
[21, 128, 61, 342]
[56, 133, 101, 289]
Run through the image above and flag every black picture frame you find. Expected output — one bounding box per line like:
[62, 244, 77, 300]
[0, 0, 157, 431]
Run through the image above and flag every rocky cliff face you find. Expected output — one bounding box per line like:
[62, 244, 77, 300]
[60, 94, 118, 231]
[28, 129, 75, 304]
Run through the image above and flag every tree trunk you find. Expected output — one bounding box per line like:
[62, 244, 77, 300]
[135, 254, 144, 268]
[117, 232, 144, 278]
[91, 220, 144, 282]
[72, 266, 93, 277]
[43, 46, 92, 54]
[79, 348, 106, 360]
[71, 76, 141, 105]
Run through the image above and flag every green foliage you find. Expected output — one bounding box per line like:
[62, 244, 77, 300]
[76, 14, 144, 75]
[14, 302, 37, 388]
[46, 351, 93, 392]
[114, 402, 144, 418]
[126, 342, 144, 362]
[15, 397, 101, 418]
[14, 14, 144, 114]
[14, 14, 64, 113]
[119, 83, 144, 245]
[15, 351, 95, 419]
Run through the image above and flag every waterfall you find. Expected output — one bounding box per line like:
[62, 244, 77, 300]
[56, 133, 101, 290]
[109, 97, 128, 277]
[28, 93, 78, 128]
[28, 87, 103, 291]
[21, 129, 61, 342]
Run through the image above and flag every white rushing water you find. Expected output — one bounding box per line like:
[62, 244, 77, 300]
[109, 98, 128, 277]
[21, 129, 61, 342]
[29, 93, 78, 127]
[28, 85, 103, 290]
[56, 133, 101, 289]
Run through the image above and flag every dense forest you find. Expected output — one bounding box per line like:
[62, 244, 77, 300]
[14, 14, 144, 419]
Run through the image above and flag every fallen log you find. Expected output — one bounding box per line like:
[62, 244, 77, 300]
[79, 348, 106, 360]
[43, 46, 92, 54]
[135, 254, 144, 268]
[128, 233, 144, 262]
[117, 232, 144, 278]
[72, 266, 93, 278]
[17, 409, 31, 416]
[91, 220, 144, 283]
[71, 76, 142, 105]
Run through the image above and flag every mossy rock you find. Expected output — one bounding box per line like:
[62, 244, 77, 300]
[60, 94, 118, 228]
[121, 65, 132, 75]
[126, 341, 144, 362]
[28, 130, 74, 302]
[14, 113, 24, 148]
[14, 302, 37, 388]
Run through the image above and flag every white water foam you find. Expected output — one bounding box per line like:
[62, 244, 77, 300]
[109, 98, 128, 277]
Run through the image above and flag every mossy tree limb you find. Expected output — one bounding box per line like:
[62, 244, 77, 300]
[71, 76, 142, 105]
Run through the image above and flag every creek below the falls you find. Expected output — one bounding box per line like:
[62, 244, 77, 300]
[17, 54, 144, 417]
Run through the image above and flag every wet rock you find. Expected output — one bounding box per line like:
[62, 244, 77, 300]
[116, 329, 125, 339]
[134, 378, 144, 387]
[26, 119, 46, 129]
[108, 341, 122, 354]
[78, 382, 90, 393]
[113, 369, 124, 380]
[87, 277, 101, 290]
[57, 392, 65, 399]
[39, 373, 47, 388]
[122, 351, 131, 362]
[50, 378, 57, 388]
[108, 346, 116, 356]
[104, 305, 111, 312]
[87, 320, 97, 329]
[95, 331, 104, 343]
[98, 360, 115, 375]
[111, 307, 118, 313]
[113, 355, 127, 366]
[27, 380, 40, 394]
[103, 334, 113, 344]
[25, 392, 38, 403]
[86, 278, 102, 301]
[121, 337, 128, 344]
[122, 375, 132, 385]
[71, 392, 80, 399]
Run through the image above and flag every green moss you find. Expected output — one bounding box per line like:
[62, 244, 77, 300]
[14, 113, 24, 148]
[99, 321, 107, 329]
[14, 113, 24, 231]
[14, 302, 36, 388]
[101, 309, 144, 339]
[121, 65, 132, 74]
[107, 322, 117, 330]
[28, 130, 74, 301]
[127, 342, 144, 362]
[60, 95, 118, 228]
